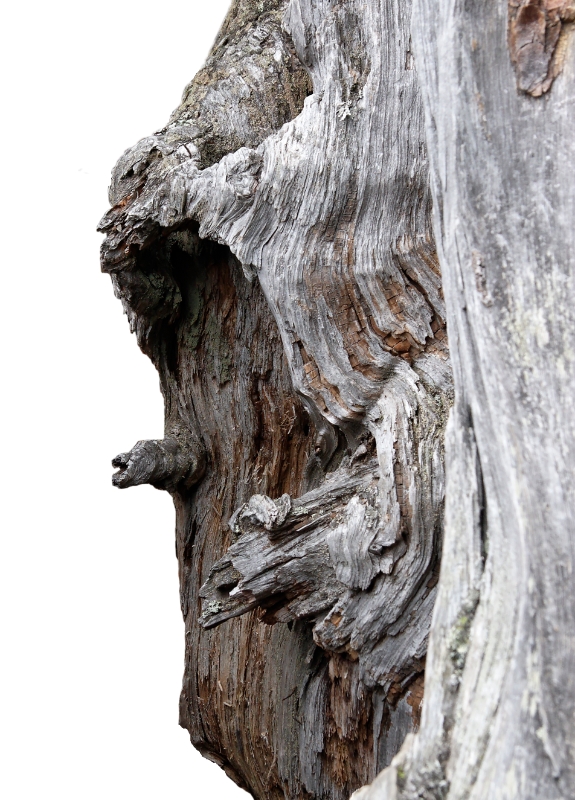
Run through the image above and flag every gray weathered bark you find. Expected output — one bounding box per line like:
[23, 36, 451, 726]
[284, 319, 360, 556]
[354, 2, 575, 799]
[100, 0, 575, 798]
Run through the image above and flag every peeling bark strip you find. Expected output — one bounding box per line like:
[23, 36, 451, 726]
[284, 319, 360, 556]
[508, 0, 575, 95]
[101, 0, 452, 797]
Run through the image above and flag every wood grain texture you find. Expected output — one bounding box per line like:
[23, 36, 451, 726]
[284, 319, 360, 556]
[354, 1, 575, 798]
[100, 1, 452, 797]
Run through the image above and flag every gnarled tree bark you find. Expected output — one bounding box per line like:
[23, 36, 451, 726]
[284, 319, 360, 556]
[100, 0, 575, 799]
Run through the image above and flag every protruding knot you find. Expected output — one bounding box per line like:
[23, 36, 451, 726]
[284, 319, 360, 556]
[112, 435, 205, 492]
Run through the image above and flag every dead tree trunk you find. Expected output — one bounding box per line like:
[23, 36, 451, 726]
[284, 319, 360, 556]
[100, 0, 574, 798]
[100, 0, 447, 796]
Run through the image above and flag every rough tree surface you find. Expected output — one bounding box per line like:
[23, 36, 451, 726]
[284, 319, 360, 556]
[100, 1, 575, 799]
[354, 1, 575, 799]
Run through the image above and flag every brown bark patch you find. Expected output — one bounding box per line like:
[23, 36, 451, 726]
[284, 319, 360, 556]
[406, 674, 425, 730]
[508, 0, 575, 96]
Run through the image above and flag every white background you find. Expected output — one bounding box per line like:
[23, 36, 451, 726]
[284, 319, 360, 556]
[1, 1, 249, 797]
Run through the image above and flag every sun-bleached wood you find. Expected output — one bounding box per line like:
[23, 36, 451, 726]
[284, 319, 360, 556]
[100, 0, 575, 798]
[353, 1, 575, 799]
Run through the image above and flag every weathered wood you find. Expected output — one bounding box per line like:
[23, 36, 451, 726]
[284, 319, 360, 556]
[354, 2, 575, 799]
[100, 0, 453, 797]
[101, 0, 575, 796]
[199, 367, 447, 694]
